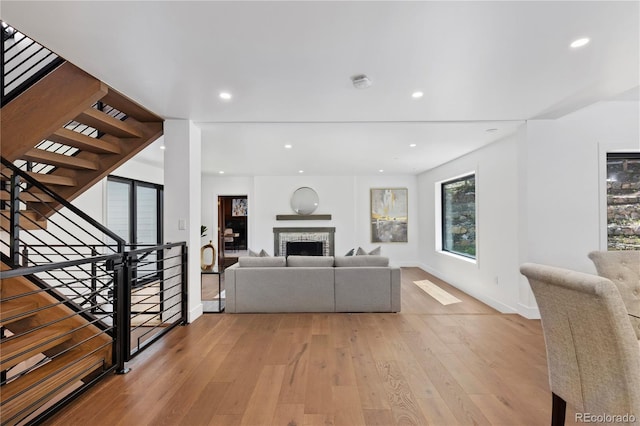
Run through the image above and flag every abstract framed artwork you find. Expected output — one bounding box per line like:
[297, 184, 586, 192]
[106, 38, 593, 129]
[232, 198, 248, 216]
[370, 188, 408, 243]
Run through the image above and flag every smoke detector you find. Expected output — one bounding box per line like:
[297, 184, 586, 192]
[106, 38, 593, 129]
[351, 74, 372, 89]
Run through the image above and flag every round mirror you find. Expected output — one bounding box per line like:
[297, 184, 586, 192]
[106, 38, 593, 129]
[291, 187, 319, 215]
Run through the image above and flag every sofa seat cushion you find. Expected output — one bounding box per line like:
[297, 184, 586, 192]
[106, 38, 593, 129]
[238, 256, 286, 267]
[287, 255, 335, 267]
[334, 255, 389, 267]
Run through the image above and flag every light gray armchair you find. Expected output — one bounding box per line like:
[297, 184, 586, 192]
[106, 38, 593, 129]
[589, 250, 640, 339]
[521, 263, 640, 426]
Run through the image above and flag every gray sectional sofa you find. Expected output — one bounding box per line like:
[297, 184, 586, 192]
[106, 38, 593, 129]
[224, 255, 401, 313]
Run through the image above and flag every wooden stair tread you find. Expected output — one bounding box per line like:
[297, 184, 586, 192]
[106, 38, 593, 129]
[75, 108, 142, 138]
[48, 128, 121, 154]
[0, 210, 47, 231]
[0, 350, 105, 424]
[0, 300, 39, 327]
[1, 326, 73, 370]
[26, 172, 77, 187]
[0, 192, 56, 203]
[0, 171, 78, 187]
[22, 149, 99, 171]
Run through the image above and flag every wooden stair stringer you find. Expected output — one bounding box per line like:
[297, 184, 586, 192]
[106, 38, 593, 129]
[100, 87, 164, 123]
[0, 62, 107, 162]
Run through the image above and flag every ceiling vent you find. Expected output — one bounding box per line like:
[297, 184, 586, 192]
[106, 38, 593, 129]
[351, 74, 372, 89]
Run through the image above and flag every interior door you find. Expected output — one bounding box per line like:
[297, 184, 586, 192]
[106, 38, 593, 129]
[217, 196, 225, 269]
[217, 195, 248, 269]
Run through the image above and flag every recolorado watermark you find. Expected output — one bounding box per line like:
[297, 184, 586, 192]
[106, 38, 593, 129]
[576, 413, 636, 423]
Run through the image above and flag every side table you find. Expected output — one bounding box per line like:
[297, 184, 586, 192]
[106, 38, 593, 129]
[201, 269, 225, 313]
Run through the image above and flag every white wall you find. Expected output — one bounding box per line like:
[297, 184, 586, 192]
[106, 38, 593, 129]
[417, 134, 520, 314]
[522, 101, 640, 272]
[252, 176, 355, 257]
[201, 174, 420, 266]
[517, 100, 640, 315]
[163, 120, 202, 322]
[418, 99, 639, 318]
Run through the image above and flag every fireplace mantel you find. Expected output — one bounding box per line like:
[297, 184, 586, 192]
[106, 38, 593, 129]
[273, 227, 335, 256]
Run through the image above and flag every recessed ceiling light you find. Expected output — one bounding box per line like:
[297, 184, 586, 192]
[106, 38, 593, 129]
[570, 38, 590, 48]
[218, 171, 225, 174]
[411, 91, 424, 99]
[159, 145, 166, 150]
[298, 170, 304, 174]
[409, 143, 417, 148]
[284, 144, 293, 149]
[486, 128, 498, 133]
[219, 92, 232, 100]
[379, 169, 384, 173]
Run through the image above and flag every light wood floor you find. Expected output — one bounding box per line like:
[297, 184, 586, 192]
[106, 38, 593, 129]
[43, 267, 581, 426]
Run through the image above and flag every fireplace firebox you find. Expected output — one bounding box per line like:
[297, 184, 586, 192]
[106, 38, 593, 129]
[286, 241, 323, 256]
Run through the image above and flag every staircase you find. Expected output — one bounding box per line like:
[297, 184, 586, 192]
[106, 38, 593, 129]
[1, 61, 164, 225]
[0, 262, 112, 425]
[1, 23, 166, 425]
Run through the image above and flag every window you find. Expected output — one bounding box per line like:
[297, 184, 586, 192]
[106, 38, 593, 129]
[606, 153, 640, 250]
[441, 174, 476, 259]
[107, 176, 163, 245]
[107, 176, 163, 284]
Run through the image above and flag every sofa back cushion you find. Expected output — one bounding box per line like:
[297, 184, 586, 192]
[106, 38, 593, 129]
[238, 256, 286, 267]
[334, 255, 389, 267]
[287, 256, 335, 267]
[234, 268, 335, 312]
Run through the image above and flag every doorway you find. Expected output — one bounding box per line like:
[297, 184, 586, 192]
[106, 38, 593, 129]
[218, 195, 248, 269]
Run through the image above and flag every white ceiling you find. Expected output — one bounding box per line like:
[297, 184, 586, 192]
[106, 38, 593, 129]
[3, 1, 638, 175]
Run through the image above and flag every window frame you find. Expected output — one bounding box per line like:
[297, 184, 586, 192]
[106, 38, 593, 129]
[440, 173, 477, 260]
[605, 152, 640, 251]
[107, 175, 164, 286]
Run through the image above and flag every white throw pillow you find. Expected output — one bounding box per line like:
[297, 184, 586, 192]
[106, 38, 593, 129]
[356, 246, 381, 255]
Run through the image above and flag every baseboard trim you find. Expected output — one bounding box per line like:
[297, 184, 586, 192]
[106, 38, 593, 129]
[188, 303, 204, 323]
[517, 303, 540, 319]
[415, 263, 517, 315]
[394, 261, 424, 267]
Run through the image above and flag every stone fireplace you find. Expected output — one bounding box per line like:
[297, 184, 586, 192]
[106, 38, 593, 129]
[273, 227, 335, 256]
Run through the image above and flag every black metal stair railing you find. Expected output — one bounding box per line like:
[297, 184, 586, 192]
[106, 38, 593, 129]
[0, 253, 121, 426]
[1, 21, 64, 107]
[0, 158, 124, 261]
[119, 242, 188, 360]
[0, 159, 125, 425]
[0, 159, 188, 425]
[0, 157, 126, 326]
